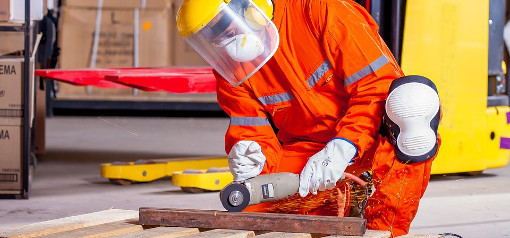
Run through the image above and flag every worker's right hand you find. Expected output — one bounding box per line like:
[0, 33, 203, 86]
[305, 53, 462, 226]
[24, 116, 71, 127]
[228, 140, 266, 181]
[299, 138, 357, 197]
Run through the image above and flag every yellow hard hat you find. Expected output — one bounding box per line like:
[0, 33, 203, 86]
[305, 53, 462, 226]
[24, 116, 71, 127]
[176, 0, 274, 38]
[252, 0, 274, 20]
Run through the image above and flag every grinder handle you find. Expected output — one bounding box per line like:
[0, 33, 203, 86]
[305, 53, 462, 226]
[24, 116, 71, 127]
[247, 172, 300, 205]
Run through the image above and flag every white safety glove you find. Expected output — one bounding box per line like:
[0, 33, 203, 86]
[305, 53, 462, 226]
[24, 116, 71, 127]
[228, 140, 266, 181]
[299, 138, 357, 197]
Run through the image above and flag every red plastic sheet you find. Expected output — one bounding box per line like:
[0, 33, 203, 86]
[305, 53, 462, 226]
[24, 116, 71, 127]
[35, 67, 217, 93]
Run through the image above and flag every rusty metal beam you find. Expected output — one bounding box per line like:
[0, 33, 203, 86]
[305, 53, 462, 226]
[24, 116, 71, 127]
[138, 208, 366, 236]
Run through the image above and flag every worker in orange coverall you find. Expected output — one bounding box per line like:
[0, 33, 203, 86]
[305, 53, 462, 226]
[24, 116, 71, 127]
[176, 0, 441, 236]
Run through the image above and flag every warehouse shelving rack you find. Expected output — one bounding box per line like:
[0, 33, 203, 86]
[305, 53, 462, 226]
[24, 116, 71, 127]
[0, 0, 33, 199]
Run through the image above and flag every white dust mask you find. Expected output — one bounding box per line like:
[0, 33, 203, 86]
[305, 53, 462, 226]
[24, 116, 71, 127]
[219, 33, 265, 62]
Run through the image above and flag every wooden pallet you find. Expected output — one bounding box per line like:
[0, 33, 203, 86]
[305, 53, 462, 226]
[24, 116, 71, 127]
[0, 209, 443, 238]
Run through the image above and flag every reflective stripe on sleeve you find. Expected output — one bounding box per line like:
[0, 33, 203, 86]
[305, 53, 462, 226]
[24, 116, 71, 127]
[230, 117, 271, 126]
[307, 60, 333, 88]
[344, 55, 389, 86]
[258, 92, 294, 105]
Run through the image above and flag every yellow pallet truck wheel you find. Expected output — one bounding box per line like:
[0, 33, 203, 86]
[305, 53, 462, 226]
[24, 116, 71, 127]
[109, 179, 134, 186]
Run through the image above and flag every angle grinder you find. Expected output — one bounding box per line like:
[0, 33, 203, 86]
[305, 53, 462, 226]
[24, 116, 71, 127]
[220, 172, 367, 212]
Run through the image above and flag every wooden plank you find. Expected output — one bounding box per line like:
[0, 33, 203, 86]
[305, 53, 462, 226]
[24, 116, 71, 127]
[178, 229, 254, 238]
[139, 208, 366, 236]
[35, 219, 142, 238]
[324, 229, 391, 238]
[254, 232, 312, 238]
[0, 209, 138, 238]
[108, 227, 200, 238]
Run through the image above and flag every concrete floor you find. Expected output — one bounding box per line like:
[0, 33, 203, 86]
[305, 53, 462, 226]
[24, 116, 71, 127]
[0, 116, 509, 238]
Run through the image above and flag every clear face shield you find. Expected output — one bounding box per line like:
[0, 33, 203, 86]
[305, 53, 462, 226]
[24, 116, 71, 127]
[185, 0, 279, 86]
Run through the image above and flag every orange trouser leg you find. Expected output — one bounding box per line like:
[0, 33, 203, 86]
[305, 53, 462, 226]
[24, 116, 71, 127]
[364, 137, 437, 237]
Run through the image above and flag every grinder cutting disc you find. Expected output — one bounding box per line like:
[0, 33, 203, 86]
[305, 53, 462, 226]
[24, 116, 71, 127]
[220, 183, 250, 212]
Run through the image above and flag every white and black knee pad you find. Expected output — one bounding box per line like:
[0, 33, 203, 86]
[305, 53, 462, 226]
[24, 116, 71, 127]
[383, 75, 440, 164]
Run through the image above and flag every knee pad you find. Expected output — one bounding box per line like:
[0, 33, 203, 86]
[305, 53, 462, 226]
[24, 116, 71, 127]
[384, 75, 440, 164]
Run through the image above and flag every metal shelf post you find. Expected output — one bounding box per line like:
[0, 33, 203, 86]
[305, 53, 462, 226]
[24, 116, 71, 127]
[21, 0, 31, 199]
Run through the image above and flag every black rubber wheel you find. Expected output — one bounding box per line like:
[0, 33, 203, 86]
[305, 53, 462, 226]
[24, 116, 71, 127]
[460, 171, 483, 176]
[181, 187, 207, 193]
[109, 178, 134, 185]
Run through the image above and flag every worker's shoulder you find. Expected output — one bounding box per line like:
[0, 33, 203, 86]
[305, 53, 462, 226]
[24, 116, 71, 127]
[300, 0, 368, 18]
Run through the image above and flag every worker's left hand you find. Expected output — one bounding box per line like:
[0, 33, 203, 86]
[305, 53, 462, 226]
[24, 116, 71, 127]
[299, 138, 357, 197]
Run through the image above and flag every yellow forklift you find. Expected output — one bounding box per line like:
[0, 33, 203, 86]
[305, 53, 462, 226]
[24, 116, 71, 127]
[354, 0, 510, 174]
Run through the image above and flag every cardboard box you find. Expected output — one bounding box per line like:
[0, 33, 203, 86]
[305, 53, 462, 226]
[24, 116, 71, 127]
[58, 0, 172, 69]
[0, 32, 24, 56]
[0, 124, 23, 191]
[172, 33, 208, 66]
[0, 26, 34, 56]
[0, 0, 44, 23]
[63, 0, 170, 9]
[172, 0, 208, 66]
[0, 57, 35, 126]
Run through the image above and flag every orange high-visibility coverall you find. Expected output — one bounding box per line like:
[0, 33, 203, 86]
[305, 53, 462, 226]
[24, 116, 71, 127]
[216, 0, 439, 236]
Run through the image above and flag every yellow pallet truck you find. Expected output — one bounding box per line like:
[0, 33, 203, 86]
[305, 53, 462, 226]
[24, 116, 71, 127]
[101, 156, 231, 190]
